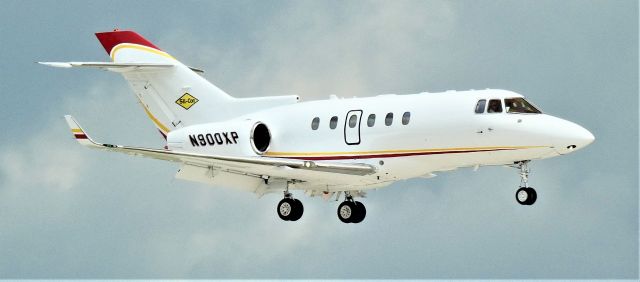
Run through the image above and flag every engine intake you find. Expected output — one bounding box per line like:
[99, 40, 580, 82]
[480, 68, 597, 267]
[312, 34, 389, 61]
[251, 122, 271, 154]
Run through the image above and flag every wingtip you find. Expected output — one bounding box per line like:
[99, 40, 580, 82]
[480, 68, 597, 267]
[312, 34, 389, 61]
[64, 115, 95, 146]
[64, 115, 79, 129]
[38, 62, 72, 68]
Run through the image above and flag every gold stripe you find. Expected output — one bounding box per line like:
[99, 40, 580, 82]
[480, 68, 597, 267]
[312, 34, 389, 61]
[264, 146, 548, 157]
[139, 101, 170, 134]
[71, 128, 83, 133]
[110, 43, 176, 61]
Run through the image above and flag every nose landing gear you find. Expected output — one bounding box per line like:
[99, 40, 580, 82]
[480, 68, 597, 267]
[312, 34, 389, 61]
[514, 161, 537, 205]
[337, 192, 366, 223]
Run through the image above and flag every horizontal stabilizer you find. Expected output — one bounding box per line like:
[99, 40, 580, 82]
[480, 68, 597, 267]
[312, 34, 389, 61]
[38, 61, 206, 73]
[39, 62, 174, 72]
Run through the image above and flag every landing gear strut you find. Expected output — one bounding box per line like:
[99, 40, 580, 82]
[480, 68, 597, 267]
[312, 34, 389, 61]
[277, 188, 304, 221]
[337, 192, 366, 224]
[514, 161, 537, 205]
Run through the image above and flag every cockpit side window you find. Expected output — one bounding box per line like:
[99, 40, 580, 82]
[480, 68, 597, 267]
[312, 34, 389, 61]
[504, 97, 541, 114]
[487, 99, 502, 113]
[475, 99, 486, 113]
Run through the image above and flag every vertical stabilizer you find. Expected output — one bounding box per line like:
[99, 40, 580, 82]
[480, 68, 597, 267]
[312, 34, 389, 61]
[94, 30, 235, 137]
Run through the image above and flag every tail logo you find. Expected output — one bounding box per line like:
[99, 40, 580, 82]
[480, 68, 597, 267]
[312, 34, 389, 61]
[175, 93, 199, 110]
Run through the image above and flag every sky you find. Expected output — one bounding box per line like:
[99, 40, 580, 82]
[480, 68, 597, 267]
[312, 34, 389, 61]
[0, 0, 637, 279]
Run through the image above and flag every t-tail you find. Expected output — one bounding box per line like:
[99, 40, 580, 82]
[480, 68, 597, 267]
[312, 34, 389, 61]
[41, 29, 299, 139]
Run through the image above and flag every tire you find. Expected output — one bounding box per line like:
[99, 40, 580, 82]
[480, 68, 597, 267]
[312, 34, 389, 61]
[351, 201, 366, 223]
[277, 198, 294, 221]
[337, 201, 356, 223]
[515, 187, 529, 205]
[290, 199, 304, 221]
[526, 187, 537, 205]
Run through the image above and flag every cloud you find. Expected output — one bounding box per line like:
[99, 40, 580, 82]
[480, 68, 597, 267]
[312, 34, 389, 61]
[0, 127, 85, 191]
[159, 1, 458, 99]
[0, 76, 165, 191]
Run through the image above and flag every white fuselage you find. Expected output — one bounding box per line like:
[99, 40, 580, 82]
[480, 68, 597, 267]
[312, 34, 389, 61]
[51, 30, 598, 222]
[166, 89, 594, 191]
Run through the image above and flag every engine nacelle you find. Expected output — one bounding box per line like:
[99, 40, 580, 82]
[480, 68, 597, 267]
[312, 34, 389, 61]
[167, 120, 271, 156]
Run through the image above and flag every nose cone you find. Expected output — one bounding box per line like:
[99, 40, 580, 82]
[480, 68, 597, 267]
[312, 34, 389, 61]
[569, 125, 595, 148]
[579, 127, 595, 146]
[554, 119, 595, 155]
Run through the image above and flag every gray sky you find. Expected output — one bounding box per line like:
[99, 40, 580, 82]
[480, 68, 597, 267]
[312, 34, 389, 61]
[0, 0, 637, 279]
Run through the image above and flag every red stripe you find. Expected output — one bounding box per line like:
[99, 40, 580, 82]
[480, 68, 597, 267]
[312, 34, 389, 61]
[279, 148, 514, 161]
[95, 30, 161, 55]
[74, 134, 88, 140]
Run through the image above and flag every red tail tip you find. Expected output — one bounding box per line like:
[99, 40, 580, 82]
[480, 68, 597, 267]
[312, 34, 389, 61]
[95, 30, 161, 55]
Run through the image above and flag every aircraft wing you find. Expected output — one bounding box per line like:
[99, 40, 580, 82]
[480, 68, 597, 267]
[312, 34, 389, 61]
[64, 115, 376, 177]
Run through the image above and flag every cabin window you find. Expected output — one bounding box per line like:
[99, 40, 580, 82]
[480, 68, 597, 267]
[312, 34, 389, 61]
[402, 112, 411, 125]
[487, 99, 502, 113]
[385, 113, 394, 126]
[311, 117, 320, 130]
[504, 97, 542, 114]
[475, 99, 486, 113]
[367, 114, 376, 127]
[329, 116, 338, 129]
[348, 114, 358, 128]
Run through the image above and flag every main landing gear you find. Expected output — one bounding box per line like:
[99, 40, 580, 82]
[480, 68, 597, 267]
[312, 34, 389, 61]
[514, 161, 537, 205]
[277, 192, 304, 221]
[337, 192, 366, 224]
[275, 189, 367, 223]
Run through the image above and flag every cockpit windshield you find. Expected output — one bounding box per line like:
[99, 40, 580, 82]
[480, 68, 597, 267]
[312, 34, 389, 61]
[504, 97, 541, 114]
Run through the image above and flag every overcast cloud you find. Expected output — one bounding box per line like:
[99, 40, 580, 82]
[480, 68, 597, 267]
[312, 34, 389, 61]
[0, 0, 637, 278]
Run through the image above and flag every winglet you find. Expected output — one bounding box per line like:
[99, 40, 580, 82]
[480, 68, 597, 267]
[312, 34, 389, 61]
[64, 115, 100, 147]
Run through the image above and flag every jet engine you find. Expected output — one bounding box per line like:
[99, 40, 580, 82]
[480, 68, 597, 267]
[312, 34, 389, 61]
[166, 120, 272, 156]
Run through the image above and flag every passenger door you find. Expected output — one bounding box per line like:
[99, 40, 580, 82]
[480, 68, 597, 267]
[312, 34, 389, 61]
[344, 110, 363, 145]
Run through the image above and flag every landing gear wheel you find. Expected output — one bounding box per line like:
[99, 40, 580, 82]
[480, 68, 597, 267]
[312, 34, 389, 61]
[337, 201, 366, 224]
[290, 199, 304, 221]
[277, 198, 294, 221]
[351, 201, 366, 223]
[516, 187, 529, 205]
[337, 201, 356, 223]
[277, 198, 304, 221]
[516, 187, 537, 205]
[526, 187, 537, 205]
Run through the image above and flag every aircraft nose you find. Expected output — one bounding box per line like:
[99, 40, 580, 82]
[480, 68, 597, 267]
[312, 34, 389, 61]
[580, 127, 595, 147]
[556, 121, 595, 154]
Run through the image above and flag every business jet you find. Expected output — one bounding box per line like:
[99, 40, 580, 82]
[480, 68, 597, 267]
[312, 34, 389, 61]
[40, 30, 595, 223]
